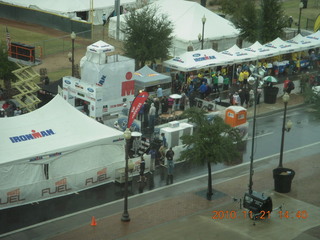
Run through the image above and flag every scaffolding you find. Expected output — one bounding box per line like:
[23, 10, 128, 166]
[12, 64, 41, 112]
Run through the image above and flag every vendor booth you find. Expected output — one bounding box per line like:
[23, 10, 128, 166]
[133, 65, 172, 96]
[0, 95, 149, 210]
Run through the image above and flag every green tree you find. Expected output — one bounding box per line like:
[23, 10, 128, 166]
[0, 41, 17, 99]
[179, 108, 242, 200]
[219, 0, 287, 44]
[121, 6, 173, 69]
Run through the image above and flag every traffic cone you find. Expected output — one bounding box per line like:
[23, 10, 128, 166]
[91, 216, 97, 226]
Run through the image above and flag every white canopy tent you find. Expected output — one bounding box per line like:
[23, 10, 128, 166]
[108, 0, 239, 55]
[264, 37, 302, 55]
[221, 45, 259, 64]
[0, 95, 127, 209]
[286, 33, 320, 51]
[1, 0, 136, 25]
[243, 41, 280, 59]
[163, 49, 234, 72]
[163, 31, 320, 72]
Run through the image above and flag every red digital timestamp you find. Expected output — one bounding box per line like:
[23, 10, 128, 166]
[211, 210, 308, 220]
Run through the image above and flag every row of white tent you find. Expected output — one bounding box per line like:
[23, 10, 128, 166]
[163, 31, 320, 72]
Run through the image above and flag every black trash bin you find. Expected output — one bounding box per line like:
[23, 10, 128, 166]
[273, 168, 295, 193]
[264, 87, 279, 104]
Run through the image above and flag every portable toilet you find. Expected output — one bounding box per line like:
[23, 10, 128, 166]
[225, 106, 247, 127]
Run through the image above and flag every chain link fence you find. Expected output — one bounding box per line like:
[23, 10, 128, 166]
[32, 26, 124, 59]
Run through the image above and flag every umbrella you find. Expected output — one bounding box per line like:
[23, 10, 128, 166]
[263, 76, 278, 83]
[169, 94, 182, 99]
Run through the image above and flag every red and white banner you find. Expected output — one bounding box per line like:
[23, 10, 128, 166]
[127, 91, 149, 128]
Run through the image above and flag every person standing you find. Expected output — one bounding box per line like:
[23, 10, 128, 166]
[232, 92, 240, 106]
[165, 147, 175, 185]
[161, 133, 167, 148]
[138, 155, 146, 182]
[223, 75, 230, 90]
[198, 82, 207, 99]
[212, 73, 219, 93]
[154, 98, 160, 118]
[161, 96, 168, 114]
[149, 148, 156, 172]
[156, 85, 163, 99]
[148, 102, 156, 132]
[121, 103, 129, 116]
[283, 77, 294, 94]
[102, 14, 107, 26]
[179, 93, 187, 111]
[167, 97, 174, 114]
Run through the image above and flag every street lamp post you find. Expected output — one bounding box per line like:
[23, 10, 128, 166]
[278, 93, 293, 168]
[247, 74, 259, 194]
[243, 67, 273, 218]
[298, 2, 304, 34]
[198, 15, 206, 50]
[70, 31, 76, 77]
[246, 66, 266, 194]
[121, 128, 132, 222]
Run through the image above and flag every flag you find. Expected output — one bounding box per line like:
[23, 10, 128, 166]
[127, 91, 149, 128]
[6, 26, 11, 51]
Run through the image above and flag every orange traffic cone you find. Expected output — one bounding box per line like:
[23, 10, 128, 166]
[91, 216, 97, 226]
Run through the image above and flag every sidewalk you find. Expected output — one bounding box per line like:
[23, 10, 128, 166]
[3, 94, 320, 240]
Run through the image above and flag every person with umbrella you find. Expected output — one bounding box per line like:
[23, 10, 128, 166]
[263, 76, 278, 87]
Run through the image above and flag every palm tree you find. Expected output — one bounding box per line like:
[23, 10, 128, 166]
[179, 107, 242, 200]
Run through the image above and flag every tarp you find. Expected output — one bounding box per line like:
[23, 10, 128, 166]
[0, 95, 129, 209]
[133, 65, 171, 87]
[163, 49, 234, 72]
[0, 0, 136, 25]
[108, 0, 239, 55]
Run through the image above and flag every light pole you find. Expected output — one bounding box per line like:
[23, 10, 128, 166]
[298, 2, 304, 34]
[70, 31, 76, 77]
[278, 93, 293, 168]
[246, 66, 266, 194]
[121, 128, 132, 222]
[247, 73, 259, 194]
[198, 15, 206, 50]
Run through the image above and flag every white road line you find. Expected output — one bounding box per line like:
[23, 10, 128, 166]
[247, 131, 274, 140]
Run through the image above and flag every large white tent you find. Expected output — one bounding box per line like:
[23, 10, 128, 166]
[109, 0, 239, 55]
[0, 94, 127, 209]
[0, 0, 136, 25]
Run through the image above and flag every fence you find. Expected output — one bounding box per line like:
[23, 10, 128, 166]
[31, 26, 123, 60]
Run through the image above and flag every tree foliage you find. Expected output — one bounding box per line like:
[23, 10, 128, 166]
[179, 107, 242, 165]
[218, 0, 288, 44]
[0, 41, 17, 98]
[121, 6, 173, 69]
